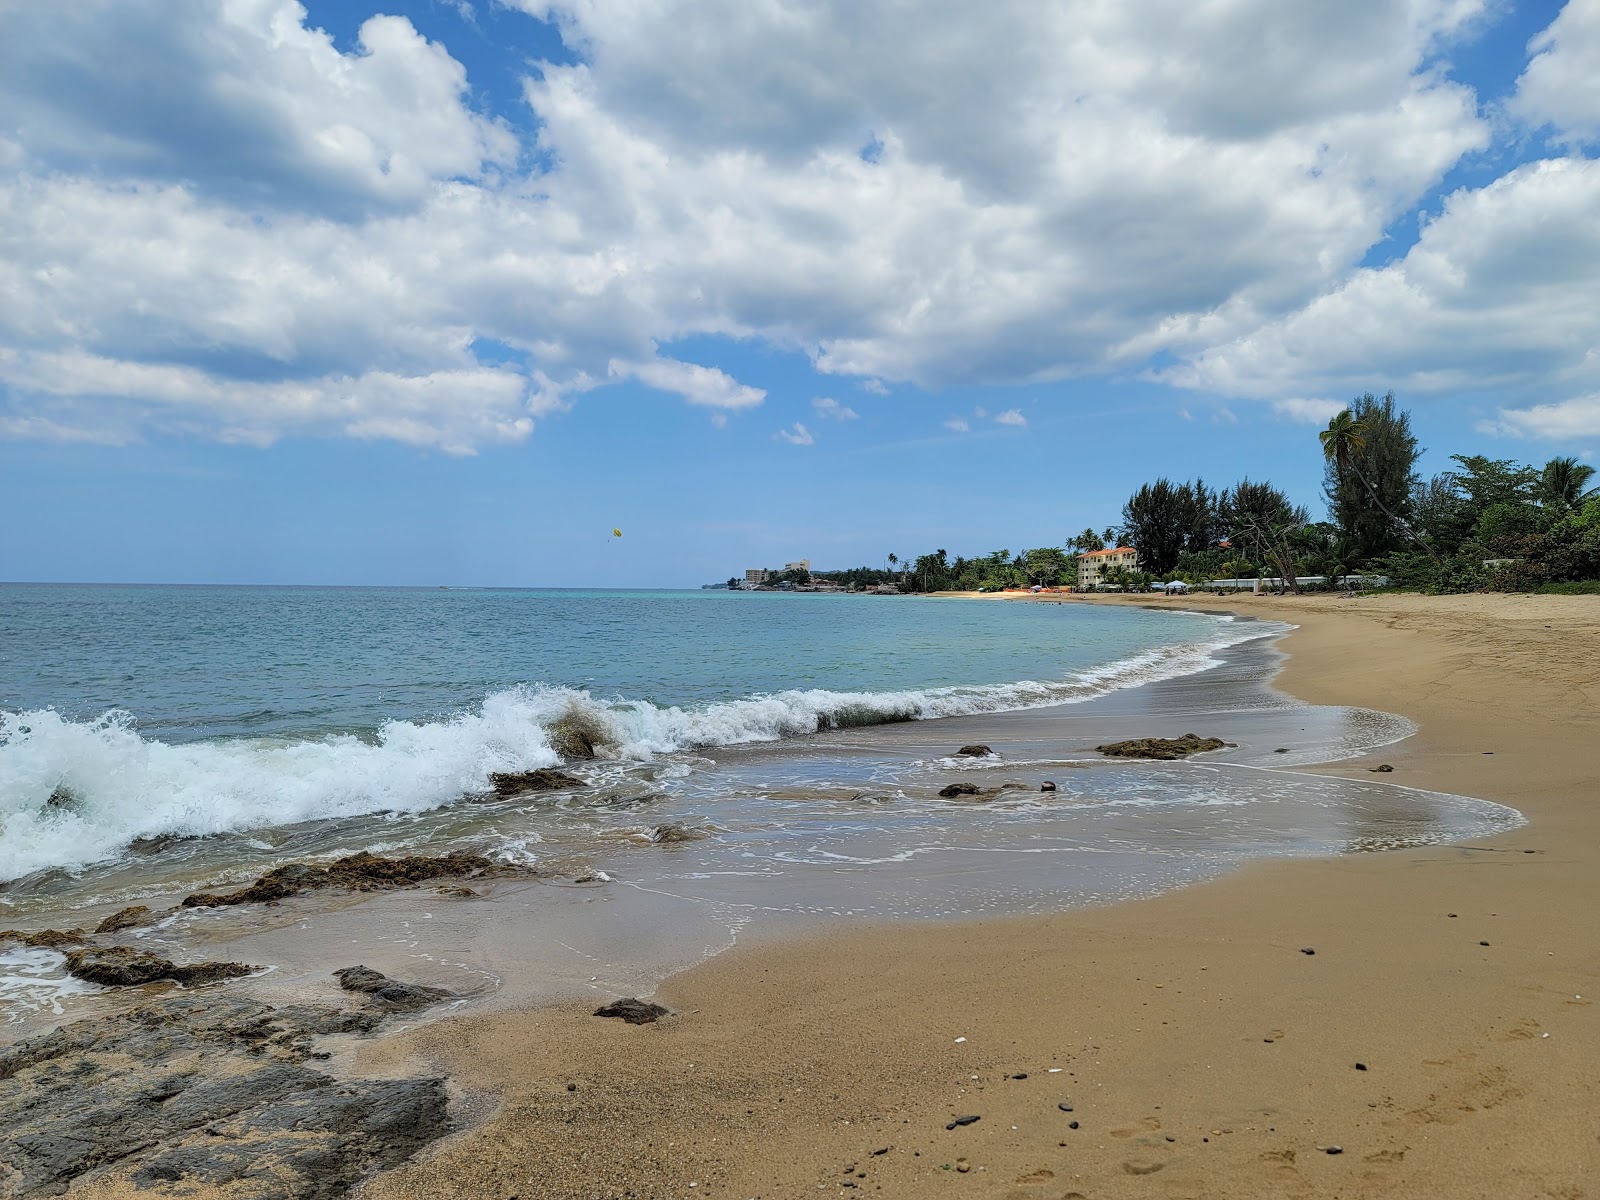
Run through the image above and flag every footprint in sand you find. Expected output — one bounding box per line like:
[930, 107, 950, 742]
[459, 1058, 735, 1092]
[1122, 1159, 1166, 1175]
[1364, 1148, 1406, 1163]
[1012, 1168, 1055, 1184]
[1111, 1116, 1163, 1137]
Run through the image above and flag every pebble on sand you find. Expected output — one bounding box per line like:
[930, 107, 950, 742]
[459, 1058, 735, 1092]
[946, 1115, 981, 1129]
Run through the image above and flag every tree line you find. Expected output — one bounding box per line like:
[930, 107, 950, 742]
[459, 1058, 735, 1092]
[774, 391, 1600, 595]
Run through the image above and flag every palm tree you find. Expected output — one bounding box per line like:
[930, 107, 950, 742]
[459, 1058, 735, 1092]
[1538, 456, 1598, 512]
[1320, 409, 1439, 563]
[887, 552, 898, 580]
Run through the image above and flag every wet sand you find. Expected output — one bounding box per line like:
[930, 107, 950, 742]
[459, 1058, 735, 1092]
[355, 593, 1599, 1200]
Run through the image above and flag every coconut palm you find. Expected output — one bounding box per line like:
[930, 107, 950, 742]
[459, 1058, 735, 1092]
[1321, 409, 1439, 562]
[1538, 456, 1598, 512]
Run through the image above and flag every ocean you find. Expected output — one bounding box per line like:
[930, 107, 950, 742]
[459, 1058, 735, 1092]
[0, 584, 1522, 1026]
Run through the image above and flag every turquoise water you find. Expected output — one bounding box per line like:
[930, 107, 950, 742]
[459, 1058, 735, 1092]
[0, 584, 1526, 1027]
[1, 585, 1257, 882]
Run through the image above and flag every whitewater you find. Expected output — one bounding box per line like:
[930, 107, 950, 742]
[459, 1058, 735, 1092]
[1, 618, 1272, 882]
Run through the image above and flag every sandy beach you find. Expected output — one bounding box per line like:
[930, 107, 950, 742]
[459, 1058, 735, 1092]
[333, 593, 1597, 1200]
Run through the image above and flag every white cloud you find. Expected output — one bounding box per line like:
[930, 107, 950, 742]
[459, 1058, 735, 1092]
[0, 1, 515, 214]
[1511, 0, 1600, 145]
[775, 421, 814, 445]
[943, 417, 970, 433]
[8, 0, 1589, 451]
[1490, 392, 1600, 440]
[1168, 157, 1600, 414]
[1272, 397, 1346, 424]
[812, 396, 858, 420]
[860, 379, 889, 395]
[993, 408, 1027, 427]
[609, 357, 765, 409]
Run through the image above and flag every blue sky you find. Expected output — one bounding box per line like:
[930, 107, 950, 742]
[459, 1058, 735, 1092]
[2, 0, 1597, 586]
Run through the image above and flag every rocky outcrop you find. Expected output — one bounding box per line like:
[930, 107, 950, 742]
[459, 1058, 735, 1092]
[955, 744, 994, 757]
[594, 997, 671, 1025]
[937, 783, 984, 799]
[63, 945, 254, 988]
[95, 904, 155, 933]
[0, 994, 447, 1198]
[334, 965, 452, 1012]
[648, 823, 707, 843]
[181, 850, 509, 909]
[1094, 734, 1234, 760]
[0, 928, 88, 950]
[487, 768, 588, 796]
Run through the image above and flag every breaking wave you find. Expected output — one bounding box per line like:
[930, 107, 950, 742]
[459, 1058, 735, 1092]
[0, 623, 1279, 881]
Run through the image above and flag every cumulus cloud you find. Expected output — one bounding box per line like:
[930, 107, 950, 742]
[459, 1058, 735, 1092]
[5, 0, 1595, 450]
[1490, 392, 1600, 439]
[812, 396, 858, 420]
[993, 408, 1027, 427]
[943, 417, 971, 433]
[1168, 157, 1600, 407]
[610, 357, 766, 410]
[1272, 397, 1347, 424]
[1511, 0, 1600, 144]
[775, 421, 814, 445]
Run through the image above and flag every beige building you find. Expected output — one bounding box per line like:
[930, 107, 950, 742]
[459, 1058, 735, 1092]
[1076, 546, 1139, 589]
[783, 559, 811, 574]
[744, 568, 772, 585]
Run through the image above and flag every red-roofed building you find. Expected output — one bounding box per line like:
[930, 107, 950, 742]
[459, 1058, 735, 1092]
[1076, 546, 1140, 589]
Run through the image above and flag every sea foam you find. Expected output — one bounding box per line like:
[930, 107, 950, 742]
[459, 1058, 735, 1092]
[0, 622, 1275, 882]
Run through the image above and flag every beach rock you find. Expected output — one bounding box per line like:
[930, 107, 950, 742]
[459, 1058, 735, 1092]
[488, 768, 588, 796]
[955, 745, 994, 758]
[334, 965, 452, 1012]
[946, 1114, 981, 1129]
[1300, 947, 1316, 955]
[1095, 734, 1233, 760]
[0, 927, 89, 949]
[95, 904, 156, 933]
[1369, 764, 1395, 772]
[0, 993, 446, 1198]
[648, 823, 707, 843]
[437, 884, 477, 897]
[938, 783, 983, 798]
[181, 850, 507, 908]
[548, 710, 607, 760]
[63, 945, 254, 988]
[594, 997, 670, 1024]
[45, 784, 79, 810]
[1040, 781, 1057, 792]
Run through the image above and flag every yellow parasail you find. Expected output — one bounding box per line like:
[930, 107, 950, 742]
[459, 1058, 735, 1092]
[613, 528, 622, 537]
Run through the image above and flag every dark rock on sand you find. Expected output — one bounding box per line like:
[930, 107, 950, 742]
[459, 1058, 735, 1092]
[0, 993, 445, 1199]
[95, 904, 156, 933]
[1040, 781, 1057, 792]
[649, 823, 707, 843]
[594, 997, 671, 1024]
[45, 784, 79, 810]
[955, 745, 994, 757]
[0, 927, 89, 949]
[1369, 763, 1395, 772]
[181, 850, 506, 908]
[938, 783, 983, 799]
[946, 1114, 981, 1129]
[548, 709, 608, 760]
[64, 945, 254, 988]
[1095, 734, 1233, 760]
[1300, 947, 1316, 955]
[334, 965, 452, 1012]
[488, 767, 588, 796]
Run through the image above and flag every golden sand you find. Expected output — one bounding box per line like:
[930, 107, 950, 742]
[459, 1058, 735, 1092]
[353, 593, 1599, 1200]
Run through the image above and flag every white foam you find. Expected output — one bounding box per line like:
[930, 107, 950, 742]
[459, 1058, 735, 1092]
[0, 621, 1281, 882]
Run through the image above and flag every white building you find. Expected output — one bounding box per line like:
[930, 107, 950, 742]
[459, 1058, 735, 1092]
[784, 559, 811, 574]
[745, 568, 772, 585]
[1076, 546, 1140, 589]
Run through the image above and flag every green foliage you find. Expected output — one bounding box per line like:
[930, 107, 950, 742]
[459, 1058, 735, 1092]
[1120, 478, 1217, 576]
[1322, 393, 1422, 561]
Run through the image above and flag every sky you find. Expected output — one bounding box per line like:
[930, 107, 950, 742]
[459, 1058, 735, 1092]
[2, 0, 1598, 587]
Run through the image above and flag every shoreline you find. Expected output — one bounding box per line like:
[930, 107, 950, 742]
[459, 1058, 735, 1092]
[352, 591, 1599, 1199]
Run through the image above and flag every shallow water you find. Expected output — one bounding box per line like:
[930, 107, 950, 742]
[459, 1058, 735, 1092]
[0, 613, 1522, 1034]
